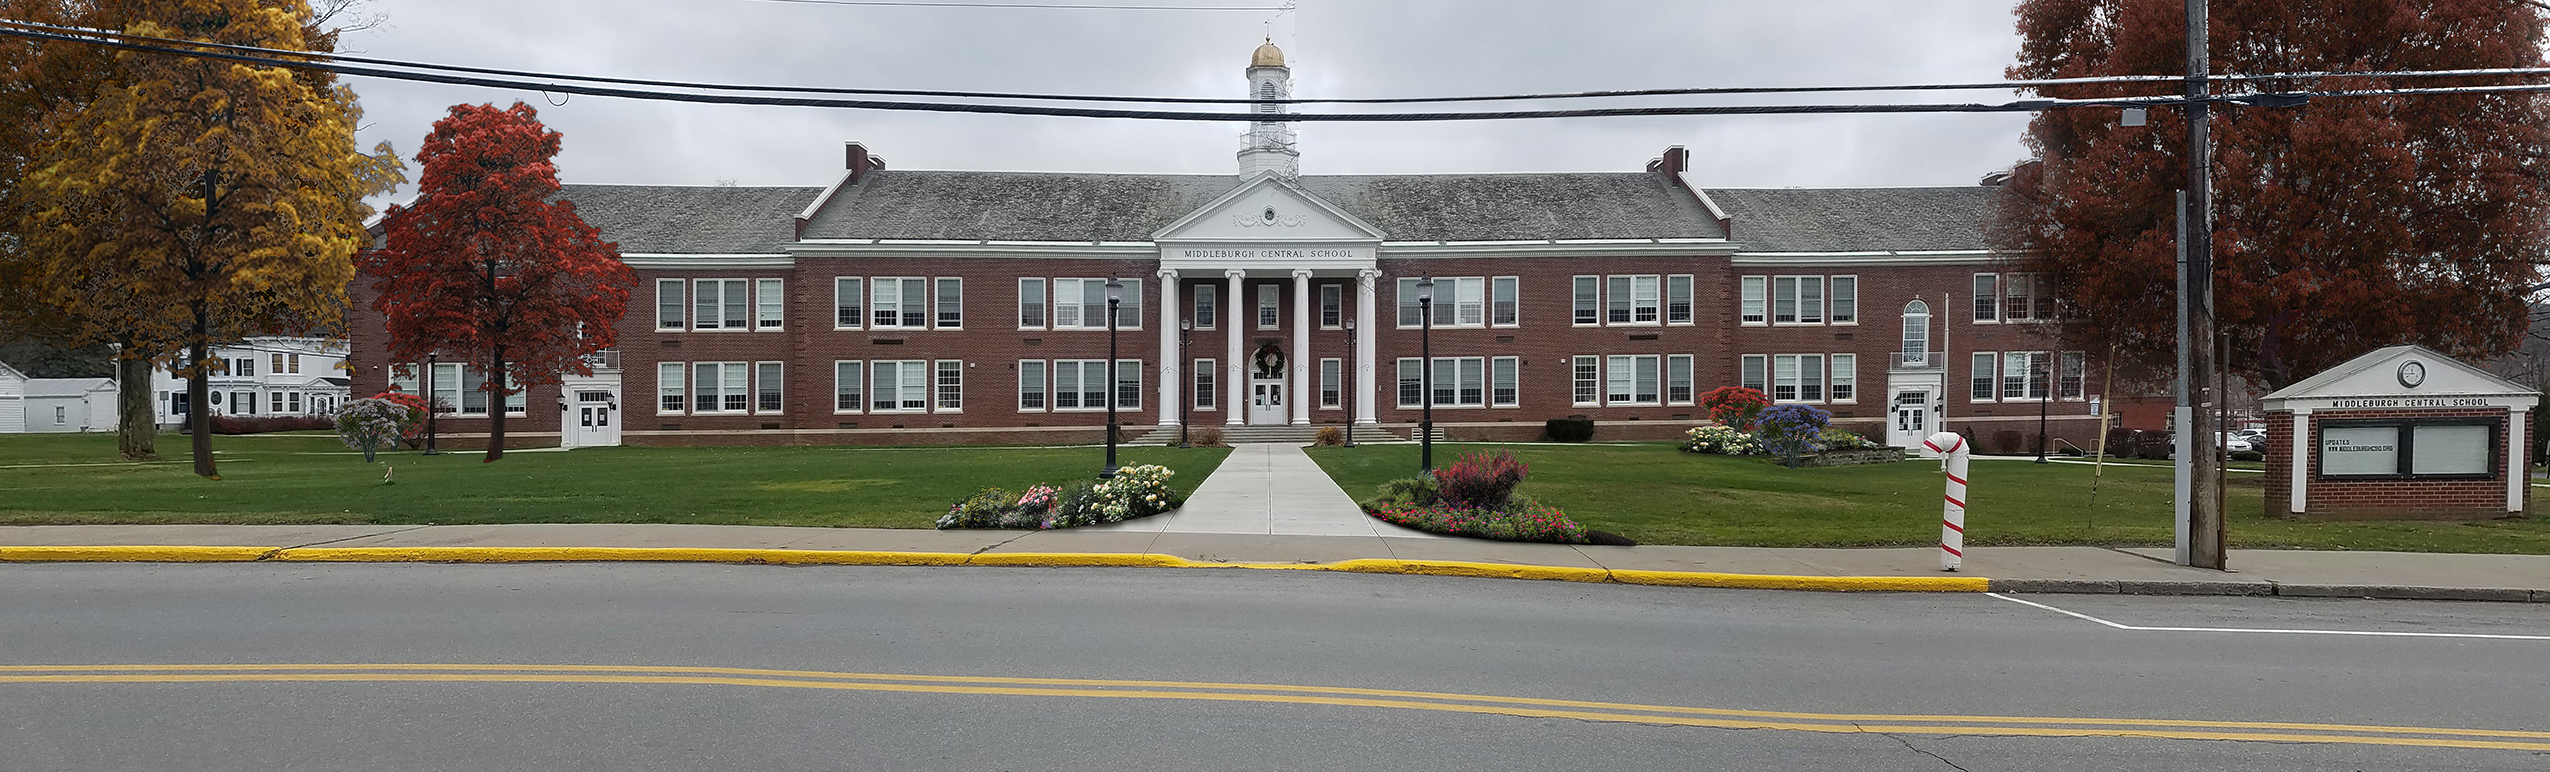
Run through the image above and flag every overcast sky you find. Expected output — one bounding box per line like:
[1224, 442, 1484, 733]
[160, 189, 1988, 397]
[337, 0, 2035, 198]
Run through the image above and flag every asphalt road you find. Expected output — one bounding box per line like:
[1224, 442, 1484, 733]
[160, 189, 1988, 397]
[4, 563, 2548, 771]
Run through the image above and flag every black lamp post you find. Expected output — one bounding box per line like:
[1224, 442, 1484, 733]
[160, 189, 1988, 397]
[2034, 354, 2051, 464]
[1178, 317, 1192, 448]
[1342, 316, 1357, 448]
[422, 351, 440, 456]
[1102, 276, 1123, 479]
[1416, 275, 1435, 472]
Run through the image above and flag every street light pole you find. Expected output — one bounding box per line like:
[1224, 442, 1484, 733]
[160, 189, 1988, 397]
[422, 351, 439, 456]
[1179, 318, 1192, 448]
[2035, 355, 2051, 464]
[1343, 316, 1357, 448]
[1416, 275, 1435, 473]
[1103, 276, 1123, 479]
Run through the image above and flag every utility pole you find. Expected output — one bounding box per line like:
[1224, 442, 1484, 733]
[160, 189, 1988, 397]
[2182, 0, 2227, 569]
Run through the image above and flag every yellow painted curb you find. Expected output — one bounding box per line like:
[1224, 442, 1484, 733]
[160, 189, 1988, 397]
[1610, 569, 1991, 593]
[0, 544, 1991, 593]
[0, 546, 276, 563]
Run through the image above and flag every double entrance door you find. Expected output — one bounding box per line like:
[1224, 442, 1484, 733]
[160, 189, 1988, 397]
[1888, 388, 1937, 448]
[1248, 378, 1286, 425]
[567, 389, 620, 448]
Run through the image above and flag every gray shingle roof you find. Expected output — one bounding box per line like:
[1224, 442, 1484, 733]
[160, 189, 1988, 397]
[1702, 187, 1998, 253]
[799, 170, 1726, 242]
[558, 184, 822, 254]
[20, 377, 112, 397]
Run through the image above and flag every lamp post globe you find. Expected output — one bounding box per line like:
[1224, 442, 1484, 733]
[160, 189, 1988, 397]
[1415, 275, 1435, 473]
[1102, 276, 1123, 479]
[1342, 316, 1356, 448]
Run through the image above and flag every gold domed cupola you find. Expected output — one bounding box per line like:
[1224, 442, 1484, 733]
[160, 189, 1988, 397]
[1251, 40, 1285, 68]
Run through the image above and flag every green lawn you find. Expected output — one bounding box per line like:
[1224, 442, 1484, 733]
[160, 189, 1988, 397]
[0, 433, 1229, 528]
[1305, 443, 2550, 553]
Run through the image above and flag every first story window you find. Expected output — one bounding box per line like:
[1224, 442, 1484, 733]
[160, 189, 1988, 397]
[835, 361, 864, 412]
[1771, 354, 1824, 402]
[870, 360, 930, 412]
[394, 362, 524, 416]
[1830, 354, 1858, 403]
[1740, 354, 1767, 392]
[1397, 357, 1488, 408]
[1039, 360, 1138, 410]
[659, 362, 685, 413]
[1667, 354, 1694, 404]
[2059, 351, 2086, 399]
[1606, 354, 1660, 405]
[1193, 358, 1216, 409]
[1320, 358, 1342, 408]
[1491, 356, 1519, 407]
[936, 360, 964, 411]
[756, 361, 784, 413]
[693, 362, 749, 413]
[1971, 353, 1997, 400]
[1973, 351, 2078, 401]
[1573, 356, 1601, 406]
[1114, 360, 1141, 410]
[1018, 360, 1046, 410]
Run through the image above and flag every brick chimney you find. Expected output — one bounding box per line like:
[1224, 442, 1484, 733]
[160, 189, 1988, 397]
[1647, 145, 1689, 177]
[845, 141, 884, 182]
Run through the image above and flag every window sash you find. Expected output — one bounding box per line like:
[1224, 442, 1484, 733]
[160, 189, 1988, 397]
[757, 362, 784, 412]
[1631, 276, 1660, 323]
[1194, 285, 1218, 329]
[1257, 283, 1281, 329]
[2003, 352, 2031, 399]
[1492, 277, 1519, 326]
[1055, 360, 1081, 409]
[1740, 276, 1767, 324]
[872, 278, 926, 329]
[1634, 355, 1660, 403]
[1398, 278, 1422, 327]
[1113, 359, 1141, 410]
[1492, 357, 1519, 407]
[1193, 358, 1216, 409]
[1740, 354, 1767, 392]
[1018, 360, 1045, 410]
[835, 277, 863, 329]
[1320, 285, 1343, 327]
[1771, 355, 1799, 402]
[1772, 277, 1798, 323]
[757, 279, 784, 330]
[1573, 276, 1599, 325]
[1432, 358, 1458, 407]
[2059, 351, 2086, 399]
[1397, 358, 1424, 408]
[1666, 275, 1693, 324]
[1454, 278, 1485, 326]
[721, 281, 748, 330]
[1798, 354, 1824, 401]
[1830, 276, 1857, 324]
[937, 360, 964, 410]
[1667, 354, 1694, 404]
[1972, 352, 1997, 400]
[1607, 276, 1633, 323]
[1973, 274, 2000, 321]
[835, 361, 863, 412]
[1607, 355, 1634, 403]
[2003, 272, 2034, 321]
[1570, 356, 1591, 407]
[1796, 276, 1823, 324]
[1320, 358, 1342, 407]
[1018, 278, 1046, 328]
[657, 279, 684, 330]
[658, 362, 684, 413]
[1831, 354, 1857, 402]
[1458, 357, 1484, 407]
[934, 277, 962, 329]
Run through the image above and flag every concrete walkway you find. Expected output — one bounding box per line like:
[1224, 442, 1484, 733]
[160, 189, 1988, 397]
[1085, 443, 1442, 539]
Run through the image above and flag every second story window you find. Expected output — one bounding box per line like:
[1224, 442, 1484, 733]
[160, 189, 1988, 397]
[693, 279, 750, 330]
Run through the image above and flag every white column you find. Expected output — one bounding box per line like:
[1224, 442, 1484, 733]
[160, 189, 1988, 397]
[1156, 268, 1179, 427]
[1291, 269, 1313, 425]
[2288, 408, 2310, 515]
[1225, 269, 1246, 425]
[2509, 407, 2529, 513]
[1355, 268, 1380, 425]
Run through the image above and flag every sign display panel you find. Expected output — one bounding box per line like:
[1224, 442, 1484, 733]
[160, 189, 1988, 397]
[2319, 426, 2400, 477]
[2410, 424, 2492, 475]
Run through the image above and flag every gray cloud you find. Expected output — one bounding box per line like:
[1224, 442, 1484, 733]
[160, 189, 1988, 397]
[341, 0, 2034, 199]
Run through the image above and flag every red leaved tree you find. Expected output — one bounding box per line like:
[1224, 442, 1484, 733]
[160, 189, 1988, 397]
[360, 102, 630, 461]
[1997, 0, 2550, 389]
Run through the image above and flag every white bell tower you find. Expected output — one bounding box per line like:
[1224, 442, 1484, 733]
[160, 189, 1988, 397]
[1239, 39, 1299, 179]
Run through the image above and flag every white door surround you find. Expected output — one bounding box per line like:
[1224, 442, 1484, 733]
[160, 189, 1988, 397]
[1884, 372, 1946, 450]
[559, 378, 623, 449]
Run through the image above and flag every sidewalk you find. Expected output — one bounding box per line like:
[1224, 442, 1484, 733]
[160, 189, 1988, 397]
[1081, 443, 1444, 539]
[3, 523, 2543, 601]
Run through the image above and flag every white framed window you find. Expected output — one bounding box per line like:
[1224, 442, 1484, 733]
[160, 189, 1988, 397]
[2060, 351, 2087, 399]
[1400, 357, 1487, 408]
[1194, 284, 1218, 330]
[1018, 278, 1046, 328]
[1319, 285, 1343, 329]
[872, 277, 927, 330]
[1052, 278, 1141, 330]
[270, 353, 284, 374]
[834, 277, 863, 329]
[1572, 355, 1600, 406]
[1491, 277, 1519, 327]
[1625, 276, 1661, 324]
[1739, 276, 1766, 325]
[1667, 354, 1694, 405]
[1492, 356, 1519, 407]
[421, 363, 524, 416]
[693, 362, 748, 413]
[1770, 354, 1824, 402]
[1113, 359, 1141, 411]
[1971, 352, 1998, 401]
[658, 362, 685, 413]
[1830, 276, 1857, 324]
[1831, 354, 1857, 403]
[1572, 276, 1599, 325]
[1739, 354, 1767, 393]
[870, 360, 929, 412]
[1604, 354, 1660, 405]
[1018, 360, 1046, 410]
[1051, 360, 1131, 410]
[1257, 283, 1281, 329]
[2003, 272, 2035, 321]
[1193, 358, 1216, 409]
[693, 279, 750, 330]
[936, 360, 964, 411]
[1772, 276, 1823, 325]
[1447, 277, 1485, 327]
[287, 392, 302, 412]
[657, 279, 685, 330]
[1319, 358, 1342, 407]
[1973, 273, 2000, 322]
[756, 361, 784, 413]
[1666, 275, 1693, 325]
[834, 361, 863, 413]
[1397, 278, 1422, 327]
[1903, 300, 1932, 362]
[2002, 351, 2037, 400]
[288, 354, 300, 374]
[756, 279, 785, 330]
[1397, 358, 1423, 408]
[2033, 274, 2059, 319]
[936, 277, 963, 329]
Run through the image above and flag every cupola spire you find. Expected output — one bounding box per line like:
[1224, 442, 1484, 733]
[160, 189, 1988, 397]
[1238, 38, 1299, 178]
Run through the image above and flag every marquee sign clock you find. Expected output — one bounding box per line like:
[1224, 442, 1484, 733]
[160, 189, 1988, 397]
[2397, 360, 2427, 389]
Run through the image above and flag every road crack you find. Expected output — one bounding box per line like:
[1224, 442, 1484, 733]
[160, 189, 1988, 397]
[1860, 725, 1972, 772]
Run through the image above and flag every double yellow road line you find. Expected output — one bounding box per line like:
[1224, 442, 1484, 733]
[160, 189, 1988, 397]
[4, 663, 2543, 752]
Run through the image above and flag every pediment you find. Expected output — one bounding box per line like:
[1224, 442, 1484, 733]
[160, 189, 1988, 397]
[1152, 174, 1384, 242]
[2263, 344, 2538, 403]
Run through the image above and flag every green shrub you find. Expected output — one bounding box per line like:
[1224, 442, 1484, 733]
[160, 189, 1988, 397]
[1544, 416, 1595, 442]
[1369, 474, 1440, 510]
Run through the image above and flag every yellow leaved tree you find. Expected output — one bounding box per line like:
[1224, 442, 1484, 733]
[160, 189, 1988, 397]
[23, 0, 401, 478]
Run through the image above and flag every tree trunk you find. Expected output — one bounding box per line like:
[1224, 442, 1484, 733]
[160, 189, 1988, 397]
[484, 344, 506, 462]
[188, 303, 217, 478]
[116, 352, 158, 461]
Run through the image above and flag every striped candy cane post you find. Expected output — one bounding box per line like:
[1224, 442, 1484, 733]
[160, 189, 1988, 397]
[1922, 431, 1970, 572]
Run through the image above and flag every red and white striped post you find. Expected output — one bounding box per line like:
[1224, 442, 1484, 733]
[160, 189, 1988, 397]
[1922, 431, 1970, 571]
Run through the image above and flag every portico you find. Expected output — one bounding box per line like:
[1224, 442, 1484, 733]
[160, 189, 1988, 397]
[1152, 174, 1384, 429]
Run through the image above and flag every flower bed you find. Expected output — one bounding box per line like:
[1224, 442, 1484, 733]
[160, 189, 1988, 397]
[936, 464, 1182, 530]
[1359, 451, 1592, 544]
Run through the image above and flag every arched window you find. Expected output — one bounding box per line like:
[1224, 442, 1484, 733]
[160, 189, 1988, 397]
[1902, 300, 1931, 365]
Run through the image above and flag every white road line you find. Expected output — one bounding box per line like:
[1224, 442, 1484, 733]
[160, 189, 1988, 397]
[1985, 592, 2550, 641]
